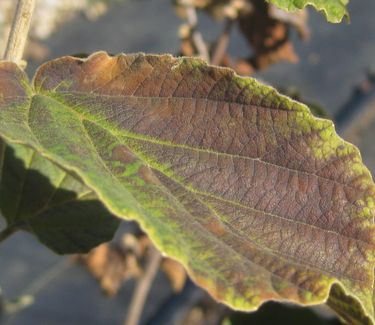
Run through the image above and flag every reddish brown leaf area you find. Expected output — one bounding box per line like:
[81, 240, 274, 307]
[0, 62, 28, 98]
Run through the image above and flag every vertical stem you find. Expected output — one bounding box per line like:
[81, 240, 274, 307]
[0, 0, 36, 244]
[124, 246, 162, 325]
[185, 5, 210, 62]
[211, 19, 233, 66]
[3, 0, 37, 64]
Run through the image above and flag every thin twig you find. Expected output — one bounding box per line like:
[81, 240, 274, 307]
[3, 0, 36, 65]
[211, 19, 233, 66]
[146, 279, 205, 325]
[124, 245, 162, 325]
[185, 5, 210, 62]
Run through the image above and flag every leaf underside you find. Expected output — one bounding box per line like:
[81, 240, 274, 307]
[0, 52, 374, 322]
[268, 0, 349, 23]
[0, 141, 119, 254]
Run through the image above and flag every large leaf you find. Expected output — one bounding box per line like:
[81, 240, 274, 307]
[0, 53, 374, 322]
[268, 0, 349, 23]
[0, 140, 120, 253]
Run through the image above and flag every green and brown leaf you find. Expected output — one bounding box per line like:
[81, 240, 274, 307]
[0, 53, 374, 322]
[267, 0, 349, 23]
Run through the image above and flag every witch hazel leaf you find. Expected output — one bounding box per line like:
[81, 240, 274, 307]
[0, 140, 119, 254]
[267, 0, 349, 23]
[0, 53, 374, 322]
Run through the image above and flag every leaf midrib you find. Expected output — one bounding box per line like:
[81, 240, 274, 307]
[23, 91, 373, 291]
[30, 93, 374, 248]
[39, 91, 368, 195]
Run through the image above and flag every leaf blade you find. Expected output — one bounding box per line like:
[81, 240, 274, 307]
[0, 53, 374, 320]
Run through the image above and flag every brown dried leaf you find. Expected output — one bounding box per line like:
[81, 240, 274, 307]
[161, 258, 187, 293]
[77, 240, 143, 296]
[238, 0, 299, 71]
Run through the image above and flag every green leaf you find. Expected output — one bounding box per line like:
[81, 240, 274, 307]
[0, 53, 374, 321]
[268, 0, 349, 23]
[0, 140, 120, 254]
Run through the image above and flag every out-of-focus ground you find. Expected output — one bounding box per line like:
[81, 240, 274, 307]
[1, 0, 375, 324]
